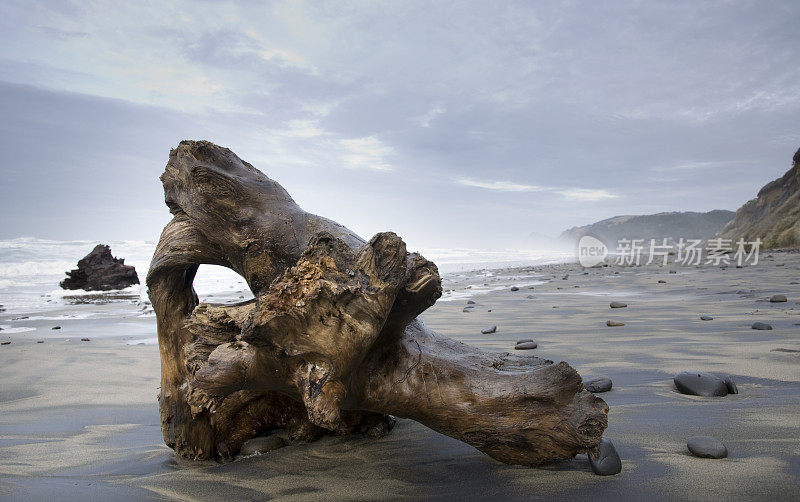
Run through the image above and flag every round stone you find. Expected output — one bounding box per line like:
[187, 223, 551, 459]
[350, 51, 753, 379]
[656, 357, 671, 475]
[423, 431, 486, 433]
[481, 325, 497, 334]
[687, 436, 728, 459]
[751, 322, 773, 330]
[700, 315, 714, 321]
[239, 435, 287, 456]
[606, 320, 625, 327]
[588, 439, 622, 475]
[770, 294, 787, 303]
[510, 286, 519, 291]
[584, 377, 612, 393]
[610, 301, 627, 308]
[514, 341, 537, 350]
[673, 371, 728, 397]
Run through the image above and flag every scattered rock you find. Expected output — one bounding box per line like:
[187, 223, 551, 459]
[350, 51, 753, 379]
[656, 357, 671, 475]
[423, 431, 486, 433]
[52, 326, 61, 330]
[700, 315, 714, 321]
[673, 371, 728, 397]
[722, 375, 738, 394]
[669, 270, 677, 274]
[466, 300, 476, 305]
[510, 286, 519, 291]
[514, 341, 538, 350]
[80, 338, 91, 342]
[769, 294, 787, 303]
[462, 307, 474, 313]
[772, 348, 800, 353]
[610, 301, 627, 308]
[1, 341, 10, 345]
[687, 436, 728, 459]
[588, 439, 622, 476]
[37, 340, 44, 343]
[526, 295, 535, 299]
[239, 435, 287, 456]
[562, 274, 569, 280]
[751, 322, 773, 330]
[60, 244, 140, 291]
[606, 320, 625, 327]
[481, 326, 497, 334]
[658, 280, 667, 284]
[584, 377, 612, 393]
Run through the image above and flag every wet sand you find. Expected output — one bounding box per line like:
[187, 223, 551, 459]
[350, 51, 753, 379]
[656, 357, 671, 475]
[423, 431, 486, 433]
[1, 253, 799, 500]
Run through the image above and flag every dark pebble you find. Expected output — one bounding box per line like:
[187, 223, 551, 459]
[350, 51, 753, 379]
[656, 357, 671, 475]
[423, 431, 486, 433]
[239, 435, 287, 456]
[510, 286, 519, 291]
[687, 436, 728, 459]
[610, 301, 627, 308]
[722, 375, 738, 394]
[588, 439, 622, 475]
[52, 326, 61, 330]
[700, 315, 714, 321]
[467, 300, 476, 305]
[673, 371, 728, 397]
[769, 294, 787, 303]
[584, 377, 612, 393]
[514, 341, 537, 350]
[481, 326, 497, 334]
[751, 322, 773, 330]
[658, 280, 666, 283]
[37, 340, 44, 343]
[80, 338, 91, 342]
[1, 341, 10, 345]
[606, 320, 625, 327]
[462, 307, 474, 313]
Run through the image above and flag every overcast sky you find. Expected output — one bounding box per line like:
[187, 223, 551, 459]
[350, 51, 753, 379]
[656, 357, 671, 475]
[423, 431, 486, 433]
[1, 1, 798, 251]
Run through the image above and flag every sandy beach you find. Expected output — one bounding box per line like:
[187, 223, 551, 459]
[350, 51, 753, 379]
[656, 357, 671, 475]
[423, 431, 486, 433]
[1, 253, 799, 501]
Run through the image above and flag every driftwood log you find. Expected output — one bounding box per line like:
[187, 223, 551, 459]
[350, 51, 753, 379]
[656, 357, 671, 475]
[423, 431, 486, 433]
[147, 140, 608, 466]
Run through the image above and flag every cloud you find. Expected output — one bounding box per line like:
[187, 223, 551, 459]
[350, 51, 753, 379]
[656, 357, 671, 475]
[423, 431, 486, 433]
[458, 179, 545, 192]
[417, 105, 446, 127]
[339, 136, 393, 171]
[556, 189, 619, 201]
[459, 178, 618, 201]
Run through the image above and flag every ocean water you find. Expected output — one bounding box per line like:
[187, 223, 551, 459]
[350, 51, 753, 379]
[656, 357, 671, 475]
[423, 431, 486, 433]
[0, 238, 574, 320]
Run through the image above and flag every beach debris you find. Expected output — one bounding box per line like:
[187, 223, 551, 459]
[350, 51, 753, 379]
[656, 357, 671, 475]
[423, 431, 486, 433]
[510, 286, 519, 291]
[481, 326, 497, 334]
[1, 341, 10, 345]
[80, 338, 91, 342]
[700, 315, 714, 321]
[584, 377, 612, 393]
[658, 280, 666, 283]
[37, 340, 44, 343]
[606, 320, 625, 327]
[610, 301, 627, 308]
[466, 300, 475, 304]
[239, 435, 287, 456]
[751, 322, 773, 330]
[148, 141, 608, 466]
[687, 436, 728, 459]
[588, 439, 622, 475]
[52, 326, 61, 330]
[673, 371, 729, 397]
[769, 294, 787, 303]
[60, 244, 139, 291]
